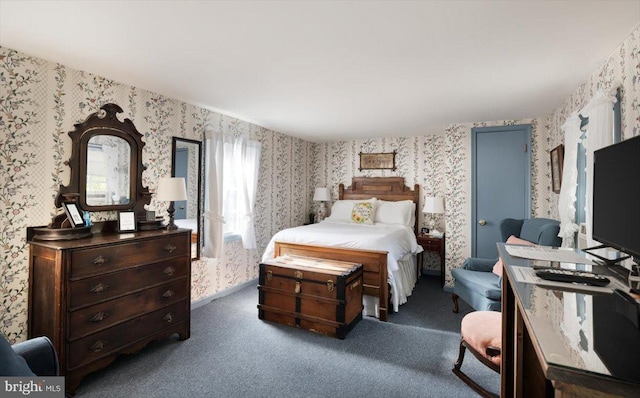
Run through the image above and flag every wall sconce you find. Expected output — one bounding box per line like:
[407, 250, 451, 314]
[313, 187, 331, 222]
[156, 177, 188, 230]
[422, 196, 445, 237]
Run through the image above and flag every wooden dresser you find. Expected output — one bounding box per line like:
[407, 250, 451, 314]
[27, 228, 191, 393]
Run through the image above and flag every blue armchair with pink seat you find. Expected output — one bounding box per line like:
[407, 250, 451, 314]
[451, 217, 561, 313]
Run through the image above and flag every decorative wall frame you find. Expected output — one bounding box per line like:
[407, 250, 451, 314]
[550, 144, 564, 194]
[359, 150, 397, 171]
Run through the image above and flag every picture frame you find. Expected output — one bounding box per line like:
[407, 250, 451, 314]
[550, 144, 564, 194]
[359, 150, 397, 171]
[421, 227, 429, 235]
[62, 202, 85, 228]
[118, 211, 137, 232]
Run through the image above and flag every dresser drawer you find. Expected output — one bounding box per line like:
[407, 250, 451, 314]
[71, 236, 188, 279]
[68, 278, 188, 340]
[69, 257, 188, 309]
[68, 301, 188, 369]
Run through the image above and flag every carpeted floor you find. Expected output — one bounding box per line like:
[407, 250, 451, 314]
[74, 275, 499, 397]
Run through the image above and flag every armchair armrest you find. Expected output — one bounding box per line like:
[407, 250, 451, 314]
[12, 336, 59, 376]
[462, 257, 497, 272]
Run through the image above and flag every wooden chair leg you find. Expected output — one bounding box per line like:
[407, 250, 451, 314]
[453, 339, 466, 371]
[452, 340, 499, 398]
[452, 293, 459, 313]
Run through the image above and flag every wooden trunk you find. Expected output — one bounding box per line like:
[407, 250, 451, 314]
[258, 255, 363, 339]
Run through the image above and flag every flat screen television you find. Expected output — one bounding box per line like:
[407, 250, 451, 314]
[592, 135, 640, 262]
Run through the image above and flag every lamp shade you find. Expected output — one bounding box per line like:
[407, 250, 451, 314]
[156, 177, 187, 201]
[313, 187, 331, 202]
[422, 196, 445, 214]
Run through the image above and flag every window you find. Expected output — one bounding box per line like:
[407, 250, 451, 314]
[574, 88, 621, 226]
[221, 140, 240, 236]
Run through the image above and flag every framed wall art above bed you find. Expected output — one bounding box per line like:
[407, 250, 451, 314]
[358, 151, 397, 171]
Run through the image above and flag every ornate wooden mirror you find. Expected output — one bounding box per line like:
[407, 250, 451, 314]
[171, 137, 202, 260]
[46, 103, 151, 235]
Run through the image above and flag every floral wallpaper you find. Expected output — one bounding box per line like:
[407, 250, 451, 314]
[546, 26, 640, 219]
[2, 24, 638, 342]
[0, 46, 312, 342]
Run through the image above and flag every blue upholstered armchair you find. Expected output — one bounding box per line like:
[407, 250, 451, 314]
[451, 218, 561, 313]
[1, 334, 59, 376]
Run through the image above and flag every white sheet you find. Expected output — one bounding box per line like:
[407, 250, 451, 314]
[261, 219, 423, 316]
[175, 218, 197, 231]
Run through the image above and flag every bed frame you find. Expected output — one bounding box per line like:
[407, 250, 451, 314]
[274, 177, 419, 321]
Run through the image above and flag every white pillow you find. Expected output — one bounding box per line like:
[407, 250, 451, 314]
[326, 198, 376, 221]
[375, 200, 415, 227]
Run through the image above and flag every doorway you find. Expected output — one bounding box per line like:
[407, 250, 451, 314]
[472, 124, 531, 258]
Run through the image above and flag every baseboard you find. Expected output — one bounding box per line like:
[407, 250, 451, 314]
[190, 277, 258, 311]
[421, 269, 440, 277]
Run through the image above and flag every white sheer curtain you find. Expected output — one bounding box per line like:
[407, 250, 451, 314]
[202, 129, 226, 259]
[557, 113, 582, 247]
[235, 138, 261, 249]
[581, 89, 617, 247]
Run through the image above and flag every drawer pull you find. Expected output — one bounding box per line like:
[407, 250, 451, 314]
[90, 312, 109, 322]
[266, 270, 272, 282]
[92, 255, 109, 265]
[294, 281, 301, 294]
[163, 313, 173, 323]
[163, 266, 176, 276]
[327, 280, 335, 292]
[164, 244, 177, 253]
[162, 290, 175, 298]
[90, 283, 109, 294]
[90, 340, 107, 353]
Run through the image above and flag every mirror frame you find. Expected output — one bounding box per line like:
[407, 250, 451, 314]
[55, 103, 151, 221]
[171, 137, 202, 260]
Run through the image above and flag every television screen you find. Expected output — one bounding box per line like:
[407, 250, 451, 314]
[592, 135, 640, 259]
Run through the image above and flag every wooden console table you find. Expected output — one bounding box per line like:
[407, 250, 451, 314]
[499, 244, 640, 397]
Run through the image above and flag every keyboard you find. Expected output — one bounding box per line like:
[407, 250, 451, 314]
[535, 268, 611, 287]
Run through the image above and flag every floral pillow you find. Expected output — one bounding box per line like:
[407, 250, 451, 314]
[351, 201, 375, 224]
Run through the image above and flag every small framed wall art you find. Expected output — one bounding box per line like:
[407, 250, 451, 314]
[550, 144, 564, 194]
[63, 202, 85, 228]
[118, 211, 137, 232]
[359, 150, 397, 171]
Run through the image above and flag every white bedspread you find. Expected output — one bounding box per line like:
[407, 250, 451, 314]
[261, 220, 423, 316]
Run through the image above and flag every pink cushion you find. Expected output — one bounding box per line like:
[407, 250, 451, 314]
[461, 311, 502, 366]
[492, 235, 535, 277]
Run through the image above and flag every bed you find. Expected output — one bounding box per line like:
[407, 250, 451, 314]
[174, 218, 198, 243]
[261, 177, 422, 321]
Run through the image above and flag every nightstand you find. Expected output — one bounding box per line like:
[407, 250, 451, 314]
[417, 234, 445, 286]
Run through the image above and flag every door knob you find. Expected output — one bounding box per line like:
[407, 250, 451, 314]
[479, 219, 487, 226]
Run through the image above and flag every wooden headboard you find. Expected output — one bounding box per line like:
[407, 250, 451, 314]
[338, 177, 420, 234]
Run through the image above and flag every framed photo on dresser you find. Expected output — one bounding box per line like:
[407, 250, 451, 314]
[62, 202, 85, 228]
[118, 211, 137, 232]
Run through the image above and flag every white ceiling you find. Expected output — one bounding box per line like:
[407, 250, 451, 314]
[1, 1, 639, 143]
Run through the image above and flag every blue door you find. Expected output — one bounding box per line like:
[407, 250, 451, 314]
[472, 125, 531, 258]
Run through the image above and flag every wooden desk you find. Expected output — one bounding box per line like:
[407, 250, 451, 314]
[499, 244, 640, 397]
[417, 234, 445, 286]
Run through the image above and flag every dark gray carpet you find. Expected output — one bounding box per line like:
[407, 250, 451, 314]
[74, 276, 498, 397]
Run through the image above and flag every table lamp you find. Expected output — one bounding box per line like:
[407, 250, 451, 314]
[423, 196, 445, 236]
[313, 187, 331, 222]
[156, 177, 187, 230]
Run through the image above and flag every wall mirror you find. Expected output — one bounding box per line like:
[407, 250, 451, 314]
[52, 103, 151, 226]
[172, 137, 202, 260]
